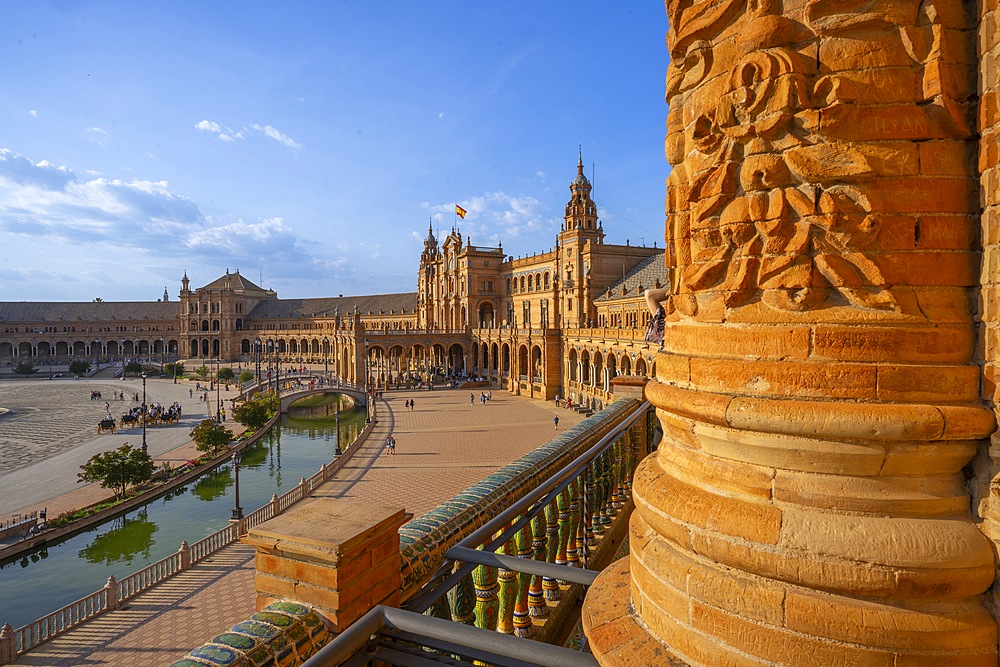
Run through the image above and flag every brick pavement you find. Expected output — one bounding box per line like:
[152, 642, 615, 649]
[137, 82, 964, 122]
[9, 388, 585, 666]
[0, 378, 242, 525]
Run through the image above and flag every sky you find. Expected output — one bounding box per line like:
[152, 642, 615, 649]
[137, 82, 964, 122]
[0, 1, 671, 303]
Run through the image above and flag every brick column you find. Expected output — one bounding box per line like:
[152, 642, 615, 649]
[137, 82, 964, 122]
[584, 1, 998, 664]
[242, 498, 406, 633]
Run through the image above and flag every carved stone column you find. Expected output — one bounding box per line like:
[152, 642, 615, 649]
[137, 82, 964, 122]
[583, 1, 998, 664]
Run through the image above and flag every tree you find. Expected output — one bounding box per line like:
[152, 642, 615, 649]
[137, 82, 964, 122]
[13, 362, 37, 376]
[217, 367, 235, 383]
[195, 365, 209, 379]
[233, 392, 279, 431]
[164, 362, 185, 378]
[69, 361, 91, 377]
[238, 371, 254, 384]
[93, 297, 104, 302]
[125, 361, 143, 376]
[190, 419, 234, 457]
[78, 444, 155, 500]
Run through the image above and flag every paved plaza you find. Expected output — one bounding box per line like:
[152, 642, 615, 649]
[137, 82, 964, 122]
[0, 377, 241, 524]
[6, 385, 585, 666]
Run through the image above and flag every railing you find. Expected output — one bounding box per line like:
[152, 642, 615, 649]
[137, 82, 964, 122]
[2, 395, 379, 662]
[303, 398, 656, 666]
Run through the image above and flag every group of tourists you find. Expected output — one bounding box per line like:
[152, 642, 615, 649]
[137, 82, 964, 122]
[384, 435, 396, 455]
[403, 398, 415, 411]
[470, 391, 493, 405]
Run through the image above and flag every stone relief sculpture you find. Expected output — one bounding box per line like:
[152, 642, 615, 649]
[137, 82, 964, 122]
[664, 0, 972, 314]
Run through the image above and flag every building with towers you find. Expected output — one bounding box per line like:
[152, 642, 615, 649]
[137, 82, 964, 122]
[0, 156, 665, 411]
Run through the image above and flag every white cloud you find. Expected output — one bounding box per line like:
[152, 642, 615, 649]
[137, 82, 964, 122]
[28, 109, 37, 118]
[195, 119, 244, 142]
[250, 123, 303, 151]
[86, 127, 108, 146]
[420, 191, 557, 245]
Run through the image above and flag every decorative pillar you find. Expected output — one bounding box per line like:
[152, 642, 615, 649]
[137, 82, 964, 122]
[584, 1, 998, 664]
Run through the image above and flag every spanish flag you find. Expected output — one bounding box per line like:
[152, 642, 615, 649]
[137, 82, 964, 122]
[456, 204, 467, 219]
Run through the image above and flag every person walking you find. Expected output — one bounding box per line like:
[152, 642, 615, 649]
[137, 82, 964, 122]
[554, 415, 559, 429]
[470, 393, 475, 405]
[389, 436, 396, 455]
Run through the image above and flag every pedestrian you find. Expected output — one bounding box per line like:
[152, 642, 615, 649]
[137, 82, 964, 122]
[470, 393, 475, 405]
[221, 407, 226, 422]
[410, 398, 415, 411]
[555, 393, 560, 406]
[189, 388, 193, 398]
[554, 415, 559, 429]
[389, 436, 396, 455]
[385, 435, 392, 455]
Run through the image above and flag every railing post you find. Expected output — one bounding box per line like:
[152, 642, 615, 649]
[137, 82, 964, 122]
[320, 462, 328, 482]
[104, 576, 119, 611]
[269, 493, 279, 516]
[298, 476, 308, 499]
[0, 623, 16, 665]
[178, 541, 191, 570]
[529, 512, 549, 618]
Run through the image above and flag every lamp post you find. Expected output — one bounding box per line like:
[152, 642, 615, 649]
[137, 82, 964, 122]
[364, 338, 371, 423]
[141, 372, 148, 454]
[231, 450, 243, 520]
[255, 338, 262, 388]
[119, 338, 125, 379]
[159, 337, 164, 374]
[323, 336, 329, 384]
[335, 403, 342, 456]
[215, 358, 221, 423]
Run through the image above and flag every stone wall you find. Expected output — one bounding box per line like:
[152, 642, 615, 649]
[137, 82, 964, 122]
[981, 0, 1000, 624]
[585, 1, 1000, 664]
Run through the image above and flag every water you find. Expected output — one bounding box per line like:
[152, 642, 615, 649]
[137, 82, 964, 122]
[0, 404, 365, 630]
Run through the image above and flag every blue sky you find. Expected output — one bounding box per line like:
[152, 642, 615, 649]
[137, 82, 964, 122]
[0, 1, 669, 303]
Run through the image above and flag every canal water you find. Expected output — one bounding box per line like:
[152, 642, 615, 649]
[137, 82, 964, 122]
[0, 400, 365, 631]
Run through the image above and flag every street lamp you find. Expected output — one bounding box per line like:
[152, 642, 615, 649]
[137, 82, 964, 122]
[364, 338, 372, 423]
[335, 403, 342, 456]
[255, 338, 262, 388]
[141, 372, 148, 454]
[120, 338, 125, 379]
[323, 336, 329, 383]
[215, 358, 221, 423]
[231, 449, 243, 520]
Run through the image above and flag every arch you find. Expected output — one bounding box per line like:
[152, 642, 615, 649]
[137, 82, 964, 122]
[201, 339, 210, 356]
[607, 354, 618, 386]
[568, 349, 578, 382]
[635, 357, 647, 376]
[531, 345, 543, 382]
[190, 339, 199, 357]
[544, 271, 551, 289]
[201, 320, 209, 332]
[506, 277, 512, 294]
[518, 345, 529, 380]
[72, 341, 87, 356]
[501, 343, 511, 377]
[0, 342, 13, 358]
[212, 320, 220, 332]
[241, 339, 251, 354]
[212, 339, 220, 357]
[478, 302, 495, 328]
[520, 276, 526, 292]
[581, 350, 591, 384]
[236, 318, 243, 331]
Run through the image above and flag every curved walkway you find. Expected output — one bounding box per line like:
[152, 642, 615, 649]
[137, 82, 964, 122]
[9, 388, 583, 666]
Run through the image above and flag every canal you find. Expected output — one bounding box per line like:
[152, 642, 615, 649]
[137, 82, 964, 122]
[0, 397, 366, 631]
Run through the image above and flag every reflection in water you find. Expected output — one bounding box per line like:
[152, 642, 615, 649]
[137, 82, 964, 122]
[0, 398, 370, 630]
[192, 467, 234, 502]
[79, 509, 157, 566]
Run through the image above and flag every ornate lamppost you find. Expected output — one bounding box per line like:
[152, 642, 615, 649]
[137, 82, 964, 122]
[323, 336, 329, 384]
[141, 371, 148, 454]
[215, 358, 221, 422]
[119, 338, 125, 379]
[231, 449, 243, 520]
[255, 338, 262, 387]
[335, 404, 342, 456]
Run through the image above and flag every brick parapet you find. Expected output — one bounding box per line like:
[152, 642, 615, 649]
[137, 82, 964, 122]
[241, 498, 406, 633]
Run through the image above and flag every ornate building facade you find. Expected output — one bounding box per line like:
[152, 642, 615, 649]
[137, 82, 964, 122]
[0, 158, 665, 411]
